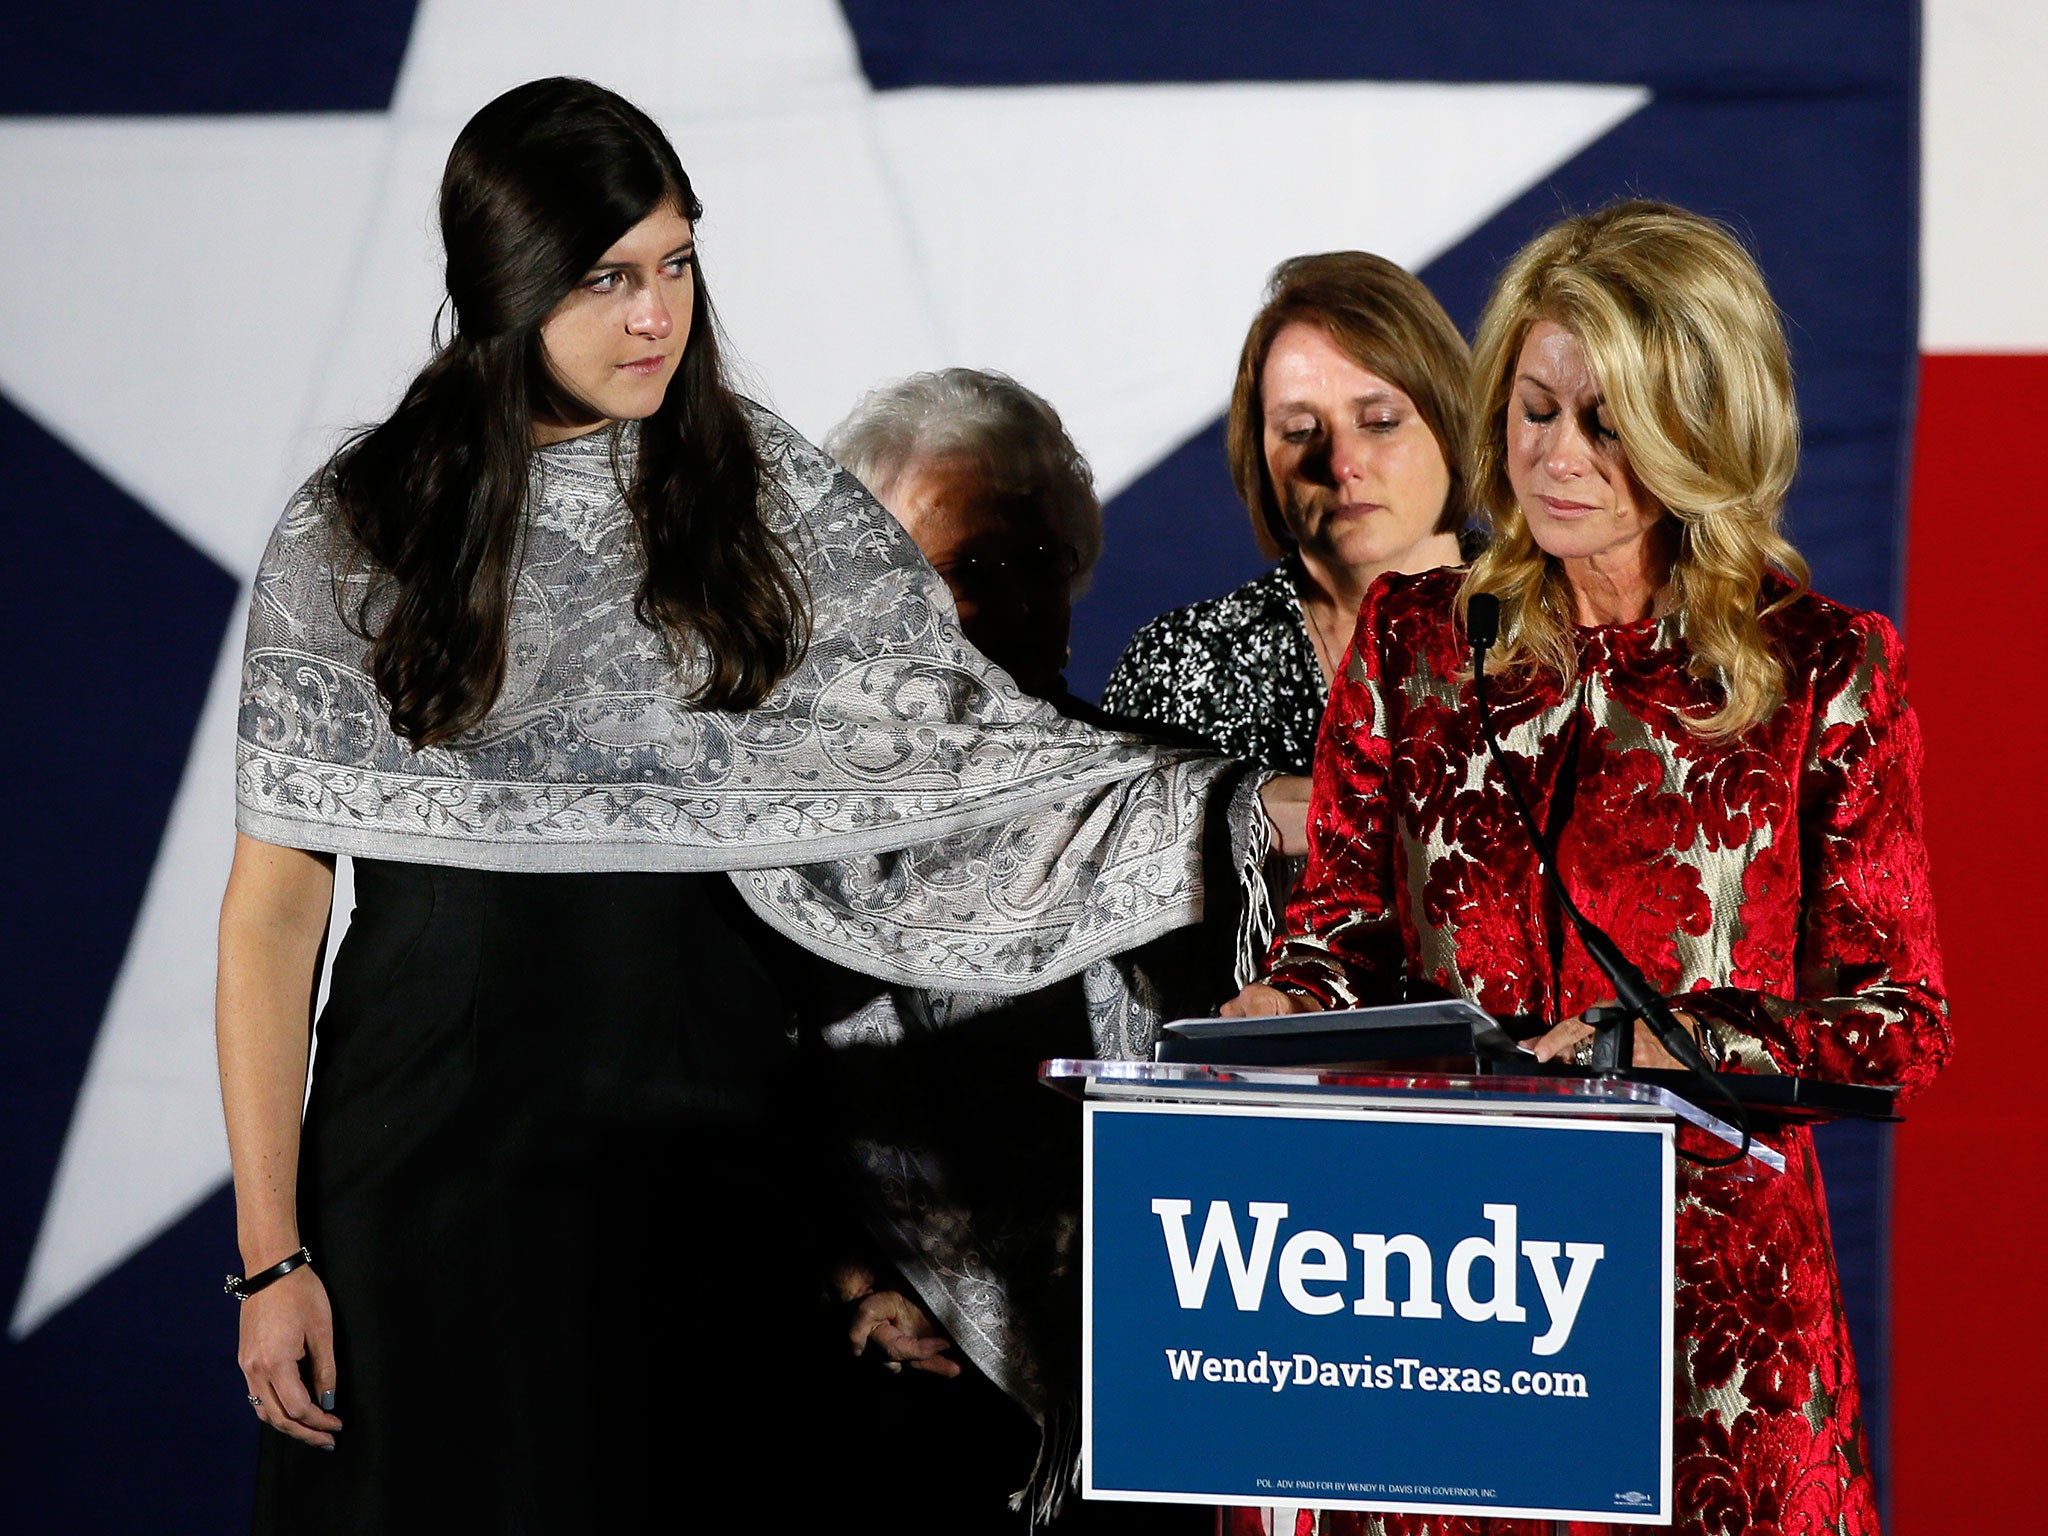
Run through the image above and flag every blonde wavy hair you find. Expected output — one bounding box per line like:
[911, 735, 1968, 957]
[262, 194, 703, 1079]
[1460, 200, 1809, 738]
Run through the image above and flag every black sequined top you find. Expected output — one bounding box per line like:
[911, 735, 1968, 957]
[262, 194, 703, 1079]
[1100, 559, 1327, 775]
[1101, 537, 1484, 776]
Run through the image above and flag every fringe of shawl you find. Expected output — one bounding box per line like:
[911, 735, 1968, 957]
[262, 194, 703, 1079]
[1010, 1393, 1080, 1530]
[1231, 770, 1282, 989]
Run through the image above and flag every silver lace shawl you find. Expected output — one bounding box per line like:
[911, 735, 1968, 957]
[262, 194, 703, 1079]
[237, 404, 1255, 993]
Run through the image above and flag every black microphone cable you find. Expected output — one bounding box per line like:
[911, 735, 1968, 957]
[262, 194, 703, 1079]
[1465, 592, 1752, 1168]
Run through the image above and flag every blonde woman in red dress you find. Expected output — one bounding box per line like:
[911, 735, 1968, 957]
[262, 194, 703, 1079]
[1224, 200, 1949, 1536]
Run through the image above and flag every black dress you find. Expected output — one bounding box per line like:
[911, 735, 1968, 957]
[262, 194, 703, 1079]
[254, 859, 845, 1534]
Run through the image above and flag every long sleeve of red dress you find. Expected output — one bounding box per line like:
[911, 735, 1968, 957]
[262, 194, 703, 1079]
[1251, 567, 1950, 1536]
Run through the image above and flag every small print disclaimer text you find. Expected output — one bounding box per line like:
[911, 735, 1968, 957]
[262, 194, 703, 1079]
[1253, 1479, 1496, 1499]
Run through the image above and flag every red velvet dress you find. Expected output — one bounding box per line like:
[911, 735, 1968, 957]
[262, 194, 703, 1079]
[1244, 568, 1949, 1536]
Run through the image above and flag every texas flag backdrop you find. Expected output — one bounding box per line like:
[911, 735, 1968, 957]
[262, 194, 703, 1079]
[0, 3, 2039, 1529]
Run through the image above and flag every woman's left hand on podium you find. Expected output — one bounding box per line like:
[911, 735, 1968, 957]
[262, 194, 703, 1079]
[1526, 1008, 1702, 1071]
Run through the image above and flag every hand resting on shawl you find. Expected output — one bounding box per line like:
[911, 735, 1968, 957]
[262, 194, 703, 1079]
[836, 1262, 963, 1378]
[848, 1290, 965, 1378]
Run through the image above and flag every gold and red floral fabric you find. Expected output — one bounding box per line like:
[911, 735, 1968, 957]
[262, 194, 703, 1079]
[1252, 567, 1949, 1536]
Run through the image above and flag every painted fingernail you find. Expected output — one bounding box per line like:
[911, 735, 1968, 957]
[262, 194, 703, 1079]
[320, 1389, 336, 1412]
[321, 1442, 336, 1452]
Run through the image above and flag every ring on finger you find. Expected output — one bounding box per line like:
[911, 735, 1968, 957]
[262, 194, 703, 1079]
[247, 1394, 263, 1409]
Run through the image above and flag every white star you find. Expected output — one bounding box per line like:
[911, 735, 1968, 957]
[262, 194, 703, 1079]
[1, 0, 1644, 1336]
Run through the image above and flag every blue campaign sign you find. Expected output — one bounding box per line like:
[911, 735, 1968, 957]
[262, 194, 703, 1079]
[1084, 1100, 1675, 1523]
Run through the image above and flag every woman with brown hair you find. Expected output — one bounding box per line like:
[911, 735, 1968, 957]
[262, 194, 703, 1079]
[1226, 200, 1949, 1534]
[1102, 251, 1480, 776]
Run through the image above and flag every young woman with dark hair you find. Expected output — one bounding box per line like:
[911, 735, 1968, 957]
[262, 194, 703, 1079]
[330, 77, 801, 742]
[218, 78, 1293, 1531]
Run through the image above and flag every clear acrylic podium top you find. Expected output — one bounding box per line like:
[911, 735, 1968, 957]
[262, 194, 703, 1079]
[1040, 1058, 1785, 1176]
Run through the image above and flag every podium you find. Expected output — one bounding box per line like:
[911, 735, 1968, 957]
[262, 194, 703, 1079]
[1041, 1059, 1781, 1526]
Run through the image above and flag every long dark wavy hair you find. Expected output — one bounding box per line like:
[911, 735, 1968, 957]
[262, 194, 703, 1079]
[327, 77, 805, 748]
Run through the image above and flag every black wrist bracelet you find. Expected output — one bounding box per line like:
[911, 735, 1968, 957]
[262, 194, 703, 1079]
[224, 1247, 312, 1301]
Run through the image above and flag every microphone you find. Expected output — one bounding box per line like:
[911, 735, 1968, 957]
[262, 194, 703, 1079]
[1467, 591, 1499, 651]
[1463, 594, 1718, 1082]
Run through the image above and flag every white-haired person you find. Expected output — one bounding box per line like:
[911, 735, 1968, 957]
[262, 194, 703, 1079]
[814, 369, 1224, 1534]
[1224, 201, 1949, 1536]
[830, 366, 1102, 709]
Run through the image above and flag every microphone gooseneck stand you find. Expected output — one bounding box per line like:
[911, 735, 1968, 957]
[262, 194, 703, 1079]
[1464, 593, 1751, 1168]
